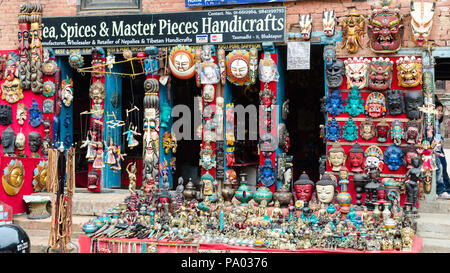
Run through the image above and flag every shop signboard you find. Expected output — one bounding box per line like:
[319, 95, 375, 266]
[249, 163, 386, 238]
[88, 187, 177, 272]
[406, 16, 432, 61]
[185, 0, 292, 7]
[42, 7, 286, 48]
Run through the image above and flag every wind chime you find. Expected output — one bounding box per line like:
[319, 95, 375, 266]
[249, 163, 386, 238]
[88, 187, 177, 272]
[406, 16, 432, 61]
[142, 47, 160, 195]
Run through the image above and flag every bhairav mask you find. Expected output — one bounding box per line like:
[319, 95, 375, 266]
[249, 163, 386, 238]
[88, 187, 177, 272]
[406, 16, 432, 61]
[294, 172, 315, 202]
[367, 1, 404, 53]
[344, 57, 369, 89]
[368, 57, 393, 91]
[384, 144, 404, 171]
[349, 143, 365, 173]
[396, 56, 423, 88]
[299, 14, 312, 40]
[365, 92, 386, 118]
[325, 59, 345, 88]
[341, 10, 365, 54]
[323, 10, 336, 37]
[169, 45, 196, 79]
[2, 159, 25, 196]
[410, 1, 436, 47]
[328, 143, 346, 172]
[386, 90, 404, 115]
[405, 91, 423, 120]
[2, 126, 15, 155]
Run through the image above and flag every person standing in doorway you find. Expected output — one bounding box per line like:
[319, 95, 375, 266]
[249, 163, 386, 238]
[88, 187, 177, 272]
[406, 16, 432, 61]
[435, 99, 450, 199]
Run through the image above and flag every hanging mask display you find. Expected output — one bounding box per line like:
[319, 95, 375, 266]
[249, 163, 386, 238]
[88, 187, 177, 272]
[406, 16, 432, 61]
[342, 117, 359, 141]
[344, 57, 369, 89]
[345, 86, 365, 117]
[384, 144, 404, 171]
[325, 59, 345, 89]
[28, 99, 44, 127]
[323, 10, 336, 37]
[390, 120, 404, 146]
[325, 117, 342, 142]
[341, 10, 365, 54]
[61, 78, 74, 107]
[2, 126, 15, 155]
[405, 120, 422, 145]
[32, 160, 48, 193]
[202, 84, 215, 103]
[68, 53, 84, 69]
[376, 120, 390, 143]
[365, 92, 386, 118]
[0, 104, 13, 125]
[348, 143, 365, 173]
[396, 56, 423, 88]
[386, 90, 404, 116]
[368, 57, 393, 91]
[169, 45, 196, 79]
[259, 52, 279, 83]
[2, 159, 25, 196]
[299, 14, 312, 40]
[328, 143, 346, 172]
[364, 145, 384, 171]
[2, 52, 22, 104]
[258, 158, 276, 187]
[405, 91, 423, 120]
[199, 142, 216, 171]
[43, 99, 54, 114]
[42, 80, 56, 97]
[16, 103, 27, 125]
[410, 1, 436, 47]
[226, 50, 252, 86]
[360, 118, 376, 140]
[326, 89, 345, 116]
[367, 1, 404, 53]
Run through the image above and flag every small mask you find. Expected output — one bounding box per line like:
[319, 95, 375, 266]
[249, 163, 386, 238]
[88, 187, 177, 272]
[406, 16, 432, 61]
[32, 160, 48, 193]
[28, 99, 44, 127]
[365, 92, 386, 118]
[328, 143, 346, 172]
[68, 53, 84, 69]
[411, 1, 436, 47]
[169, 45, 196, 79]
[344, 57, 369, 89]
[42, 80, 56, 97]
[376, 120, 390, 142]
[405, 91, 423, 120]
[200, 61, 220, 85]
[91, 47, 105, 78]
[202, 84, 215, 103]
[341, 10, 365, 54]
[1, 78, 23, 104]
[403, 145, 419, 169]
[61, 78, 74, 107]
[384, 144, 404, 171]
[323, 10, 336, 37]
[226, 50, 251, 86]
[14, 131, 26, 151]
[396, 56, 423, 88]
[299, 14, 312, 40]
[404, 120, 422, 144]
[342, 117, 359, 141]
[345, 86, 365, 117]
[386, 90, 405, 116]
[259, 52, 279, 83]
[2, 126, 15, 155]
[360, 118, 376, 140]
[16, 103, 27, 125]
[0, 104, 13, 125]
[43, 99, 54, 114]
[326, 117, 342, 142]
[323, 45, 335, 67]
[390, 120, 404, 146]
[2, 159, 25, 196]
[368, 57, 393, 91]
[326, 89, 345, 116]
[325, 59, 345, 88]
[348, 143, 365, 173]
[367, 1, 404, 53]
[89, 81, 106, 105]
[28, 131, 42, 153]
[364, 145, 384, 171]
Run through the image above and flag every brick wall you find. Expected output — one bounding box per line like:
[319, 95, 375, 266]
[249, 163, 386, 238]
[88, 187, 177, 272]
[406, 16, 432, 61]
[1, 0, 449, 50]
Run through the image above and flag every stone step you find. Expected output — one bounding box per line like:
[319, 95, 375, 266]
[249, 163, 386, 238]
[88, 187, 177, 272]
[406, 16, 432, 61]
[28, 234, 80, 253]
[13, 214, 93, 233]
[416, 212, 450, 240]
[419, 199, 450, 214]
[421, 238, 450, 253]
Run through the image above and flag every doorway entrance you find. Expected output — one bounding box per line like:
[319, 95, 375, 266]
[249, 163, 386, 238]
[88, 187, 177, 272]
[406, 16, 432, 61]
[282, 45, 326, 182]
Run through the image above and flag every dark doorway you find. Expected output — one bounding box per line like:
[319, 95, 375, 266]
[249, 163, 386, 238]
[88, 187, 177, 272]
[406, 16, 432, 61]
[282, 45, 326, 182]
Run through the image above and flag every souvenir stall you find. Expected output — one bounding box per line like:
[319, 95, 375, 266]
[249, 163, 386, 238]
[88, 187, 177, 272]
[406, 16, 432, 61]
[0, 2, 59, 215]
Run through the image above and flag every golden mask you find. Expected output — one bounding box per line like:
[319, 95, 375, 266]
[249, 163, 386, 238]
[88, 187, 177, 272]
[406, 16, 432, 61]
[1, 78, 23, 104]
[396, 56, 423, 88]
[2, 159, 25, 196]
[341, 10, 365, 54]
[32, 160, 48, 192]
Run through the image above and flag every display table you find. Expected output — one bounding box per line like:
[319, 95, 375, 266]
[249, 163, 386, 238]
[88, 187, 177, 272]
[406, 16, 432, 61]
[78, 234, 422, 253]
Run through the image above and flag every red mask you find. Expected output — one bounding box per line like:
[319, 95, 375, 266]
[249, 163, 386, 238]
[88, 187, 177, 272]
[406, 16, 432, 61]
[377, 125, 389, 140]
[368, 5, 404, 53]
[368, 61, 393, 91]
[349, 152, 364, 173]
[294, 184, 313, 202]
[18, 23, 30, 59]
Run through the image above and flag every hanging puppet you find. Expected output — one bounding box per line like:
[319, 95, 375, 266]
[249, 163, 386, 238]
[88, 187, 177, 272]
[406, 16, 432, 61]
[123, 123, 141, 149]
[341, 9, 365, 54]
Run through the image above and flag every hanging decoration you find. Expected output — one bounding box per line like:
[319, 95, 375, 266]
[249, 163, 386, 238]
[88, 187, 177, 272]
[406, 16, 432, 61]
[2, 52, 23, 104]
[42, 118, 52, 158]
[405, 91, 423, 120]
[386, 90, 405, 116]
[2, 159, 25, 196]
[396, 56, 423, 88]
[368, 57, 393, 91]
[0, 104, 13, 125]
[29, 2, 43, 94]
[89, 81, 106, 119]
[404, 120, 422, 145]
[259, 52, 279, 83]
[169, 45, 196, 79]
[420, 71, 436, 141]
[18, 2, 32, 90]
[359, 117, 376, 140]
[325, 59, 345, 89]
[365, 92, 386, 118]
[345, 86, 365, 117]
[61, 78, 74, 107]
[326, 117, 342, 142]
[390, 120, 404, 146]
[384, 144, 404, 171]
[14, 131, 26, 157]
[32, 160, 48, 193]
[348, 143, 365, 173]
[344, 57, 369, 90]
[68, 53, 84, 69]
[43, 99, 54, 114]
[342, 117, 359, 141]
[322, 10, 336, 37]
[410, 0, 436, 47]
[298, 14, 312, 40]
[226, 49, 252, 86]
[364, 145, 384, 172]
[42, 80, 56, 97]
[16, 103, 27, 125]
[28, 131, 42, 157]
[376, 119, 390, 143]
[341, 9, 365, 54]
[28, 98, 44, 127]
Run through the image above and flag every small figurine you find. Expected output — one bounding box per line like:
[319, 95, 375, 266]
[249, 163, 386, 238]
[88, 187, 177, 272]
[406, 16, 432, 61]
[325, 117, 342, 142]
[126, 162, 137, 195]
[390, 120, 404, 146]
[123, 124, 141, 149]
[342, 117, 359, 141]
[401, 157, 423, 216]
[341, 9, 365, 54]
[326, 89, 345, 116]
